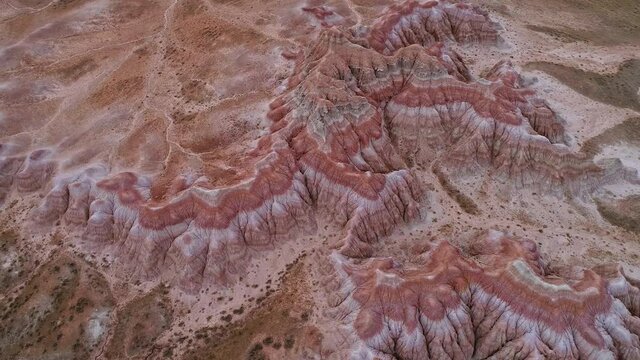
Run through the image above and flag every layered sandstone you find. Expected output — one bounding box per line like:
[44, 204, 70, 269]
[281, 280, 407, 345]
[0, 147, 56, 202]
[2, 0, 640, 358]
[321, 231, 640, 359]
[1, 0, 634, 291]
[368, 0, 501, 54]
[385, 58, 608, 194]
[32, 143, 315, 290]
[277, 26, 612, 197]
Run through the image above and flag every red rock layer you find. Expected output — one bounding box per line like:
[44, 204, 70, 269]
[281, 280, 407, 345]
[276, 27, 605, 196]
[36, 143, 316, 290]
[3, 1, 630, 290]
[322, 231, 640, 359]
[368, 0, 501, 55]
[384, 59, 609, 193]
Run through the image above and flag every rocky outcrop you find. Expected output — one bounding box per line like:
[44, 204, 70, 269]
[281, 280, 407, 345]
[368, 0, 501, 54]
[321, 231, 640, 359]
[0, 146, 57, 203]
[0, 155, 23, 204]
[2, 1, 635, 290]
[276, 26, 610, 197]
[35, 145, 316, 290]
[385, 58, 608, 194]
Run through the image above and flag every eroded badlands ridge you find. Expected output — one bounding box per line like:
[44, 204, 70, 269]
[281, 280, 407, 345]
[368, 0, 501, 54]
[322, 231, 640, 359]
[0, 0, 635, 292]
[2, 0, 640, 358]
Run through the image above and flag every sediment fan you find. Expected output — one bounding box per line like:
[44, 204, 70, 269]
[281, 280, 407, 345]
[0, 1, 638, 358]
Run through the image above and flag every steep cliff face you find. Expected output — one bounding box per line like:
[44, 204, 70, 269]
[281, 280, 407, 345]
[322, 231, 640, 360]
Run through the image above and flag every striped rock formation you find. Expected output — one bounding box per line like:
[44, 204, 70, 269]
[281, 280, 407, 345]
[368, 0, 502, 54]
[34, 144, 316, 290]
[322, 231, 640, 359]
[0, 147, 56, 202]
[2, 1, 633, 291]
[384, 58, 609, 194]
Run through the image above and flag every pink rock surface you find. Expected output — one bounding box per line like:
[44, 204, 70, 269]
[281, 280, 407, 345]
[324, 231, 640, 359]
[3, 1, 633, 291]
[368, 0, 501, 54]
[2, 0, 640, 358]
